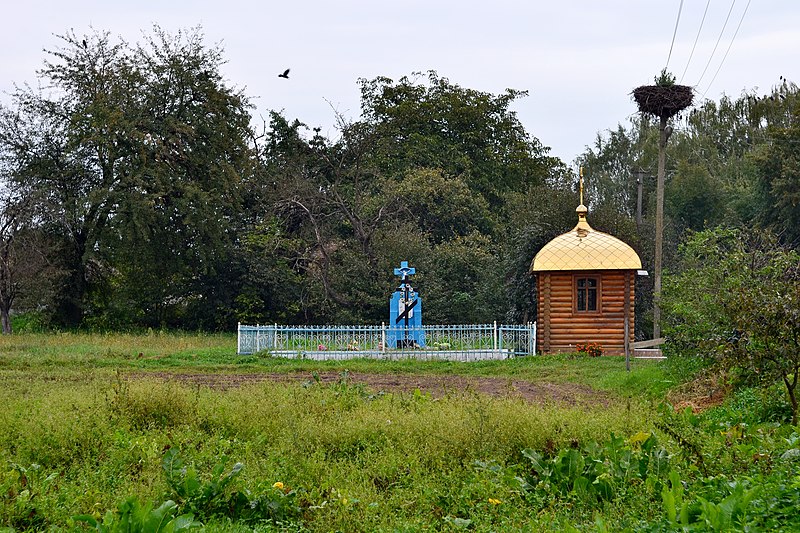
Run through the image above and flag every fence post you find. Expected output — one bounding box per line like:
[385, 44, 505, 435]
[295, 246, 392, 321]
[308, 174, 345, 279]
[624, 320, 630, 372]
[237, 322, 241, 355]
[493, 321, 497, 351]
[381, 322, 386, 353]
[498, 323, 503, 352]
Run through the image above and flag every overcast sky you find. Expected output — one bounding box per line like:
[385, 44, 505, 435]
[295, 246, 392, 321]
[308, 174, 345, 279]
[2, 1, 799, 166]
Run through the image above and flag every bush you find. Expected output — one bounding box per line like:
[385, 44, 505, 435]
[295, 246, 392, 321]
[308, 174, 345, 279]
[663, 227, 800, 425]
[10, 311, 48, 333]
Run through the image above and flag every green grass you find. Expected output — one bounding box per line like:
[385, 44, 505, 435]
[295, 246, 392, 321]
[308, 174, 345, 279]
[0, 332, 670, 399]
[1, 332, 797, 531]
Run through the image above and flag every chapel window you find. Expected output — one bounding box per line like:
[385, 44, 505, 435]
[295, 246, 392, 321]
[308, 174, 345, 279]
[576, 277, 599, 312]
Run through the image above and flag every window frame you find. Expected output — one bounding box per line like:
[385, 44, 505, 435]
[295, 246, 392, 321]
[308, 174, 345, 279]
[573, 274, 602, 315]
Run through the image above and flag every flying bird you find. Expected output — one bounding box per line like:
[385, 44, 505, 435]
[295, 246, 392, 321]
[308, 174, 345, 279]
[278, 69, 290, 79]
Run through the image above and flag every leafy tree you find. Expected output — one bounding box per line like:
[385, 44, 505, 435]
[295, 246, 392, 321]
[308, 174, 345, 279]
[582, 81, 800, 238]
[388, 168, 494, 244]
[357, 71, 564, 205]
[1, 27, 255, 328]
[664, 227, 800, 424]
[416, 232, 503, 324]
[101, 27, 255, 329]
[252, 111, 402, 322]
[579, 117, 660, 218]
[750, 103, 800, 245]
[665, 160, 725, 232]
[0, 191, 55, 333]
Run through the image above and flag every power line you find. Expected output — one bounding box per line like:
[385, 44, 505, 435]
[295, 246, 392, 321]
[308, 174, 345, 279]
[665, 0, 685, 70]
[680, 0, 711, 84]
[695, 0, 737, 88]
[702, 0, 752, 98]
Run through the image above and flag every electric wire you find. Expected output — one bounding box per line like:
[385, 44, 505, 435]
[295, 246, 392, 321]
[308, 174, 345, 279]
[695, 0, 737, 88]
[665, 0, 685, 70]
[680, 0, 711, 84]
[702, 0, 752, 98]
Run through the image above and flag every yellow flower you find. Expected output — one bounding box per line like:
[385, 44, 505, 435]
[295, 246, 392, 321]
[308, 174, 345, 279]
[273, 481, 284, 490]
[488, 498, 502, 505]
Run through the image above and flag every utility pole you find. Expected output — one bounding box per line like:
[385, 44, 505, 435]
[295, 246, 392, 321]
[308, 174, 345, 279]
[631, 72, 692, 341]
[653, 118, 672, 340]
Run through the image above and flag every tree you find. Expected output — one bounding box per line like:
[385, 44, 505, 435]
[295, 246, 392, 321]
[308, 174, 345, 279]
[0, 192, 45, 333]
[750, 107, 800, 245]
[357, 71, 564, 206]
[420, 232, 505, 324]
[579, 117, 660, 218]
[0, 103, 65, 333]
[665, 160, 725, 232]
[387, 168, 494, 244]
[101, 27, 255, 329]
[1, 27, 255, 328]
[252, 111, 401, 322]
[664, 228, 800, 425]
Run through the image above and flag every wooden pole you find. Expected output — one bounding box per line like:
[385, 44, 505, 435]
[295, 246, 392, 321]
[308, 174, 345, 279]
[653, 117, 670, 339]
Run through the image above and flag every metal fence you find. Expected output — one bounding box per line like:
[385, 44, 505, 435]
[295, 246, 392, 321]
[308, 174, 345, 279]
[237, 322, 536, 361]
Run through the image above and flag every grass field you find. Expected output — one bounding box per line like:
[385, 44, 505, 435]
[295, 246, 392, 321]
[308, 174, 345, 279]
[1, 332, 798, 532]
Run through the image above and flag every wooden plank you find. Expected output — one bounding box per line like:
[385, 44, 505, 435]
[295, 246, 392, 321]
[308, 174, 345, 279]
[632, 337, 665, 349]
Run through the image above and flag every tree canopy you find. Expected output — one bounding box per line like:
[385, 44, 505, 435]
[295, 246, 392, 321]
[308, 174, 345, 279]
[2, 26, 800, 344]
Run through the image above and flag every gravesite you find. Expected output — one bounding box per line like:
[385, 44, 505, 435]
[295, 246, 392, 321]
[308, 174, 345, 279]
[2, 6, 800, 531]
[237, 260, 535, 360]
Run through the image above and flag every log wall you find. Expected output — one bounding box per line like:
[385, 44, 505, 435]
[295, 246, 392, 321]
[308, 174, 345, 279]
[537, 270, 635, 355]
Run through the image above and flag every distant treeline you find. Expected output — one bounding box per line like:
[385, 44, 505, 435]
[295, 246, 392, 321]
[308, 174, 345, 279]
[0, 27, 797, 333]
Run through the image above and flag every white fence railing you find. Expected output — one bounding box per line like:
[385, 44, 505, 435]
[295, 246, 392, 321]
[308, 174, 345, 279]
[237, 322, 536, 361]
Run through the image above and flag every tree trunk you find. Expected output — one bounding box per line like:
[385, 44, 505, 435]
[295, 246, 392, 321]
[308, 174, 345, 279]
[55, 236, 89, 327]
[0, 307, 10, 334]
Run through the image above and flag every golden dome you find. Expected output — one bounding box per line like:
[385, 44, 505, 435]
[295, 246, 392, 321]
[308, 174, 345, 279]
[531, 204, 641, 272]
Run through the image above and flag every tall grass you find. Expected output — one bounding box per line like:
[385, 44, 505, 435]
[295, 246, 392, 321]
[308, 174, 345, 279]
[0, 371, 654, 531]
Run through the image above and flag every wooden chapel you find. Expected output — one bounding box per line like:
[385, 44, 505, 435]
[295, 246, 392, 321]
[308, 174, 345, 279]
[530, 182, 642, 355]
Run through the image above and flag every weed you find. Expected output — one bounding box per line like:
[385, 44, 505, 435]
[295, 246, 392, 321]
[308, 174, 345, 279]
[0, 462, 59, 530]
[74, 497, 201, 532]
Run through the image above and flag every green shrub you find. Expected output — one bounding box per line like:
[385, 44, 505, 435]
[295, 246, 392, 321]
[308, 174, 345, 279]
[9, 311, 47, 333]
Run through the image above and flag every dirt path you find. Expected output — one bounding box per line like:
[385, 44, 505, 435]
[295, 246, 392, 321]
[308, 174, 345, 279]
[131, 371, 612, 407]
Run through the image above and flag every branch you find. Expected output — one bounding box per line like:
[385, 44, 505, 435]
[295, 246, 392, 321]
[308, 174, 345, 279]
[284, 197, 350, 307]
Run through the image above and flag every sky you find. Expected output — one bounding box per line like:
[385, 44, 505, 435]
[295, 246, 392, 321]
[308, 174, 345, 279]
[2, 1, 799, 166]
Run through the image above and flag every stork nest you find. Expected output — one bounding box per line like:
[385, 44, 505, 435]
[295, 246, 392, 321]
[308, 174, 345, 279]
[632, 85, 694, 119]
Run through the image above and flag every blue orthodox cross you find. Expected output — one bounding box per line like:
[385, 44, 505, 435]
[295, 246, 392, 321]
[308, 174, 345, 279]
[388, 261, 425, 347]
[394, 261, 416, 281]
